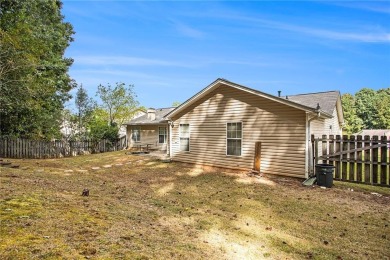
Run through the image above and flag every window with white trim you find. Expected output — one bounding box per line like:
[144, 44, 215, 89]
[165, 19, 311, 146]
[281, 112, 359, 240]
[158, 127, 167, 144]
[179, 124, 190, 151]
[131, 126, 141, 142]
[227, 122, 242, 156]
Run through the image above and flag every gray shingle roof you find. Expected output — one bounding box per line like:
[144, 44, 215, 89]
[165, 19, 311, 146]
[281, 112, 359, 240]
[287, 91, 340, 115]
[124, 107, 175, 125]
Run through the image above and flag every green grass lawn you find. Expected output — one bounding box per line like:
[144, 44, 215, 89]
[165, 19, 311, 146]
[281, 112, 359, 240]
[0, 151, 389, 259]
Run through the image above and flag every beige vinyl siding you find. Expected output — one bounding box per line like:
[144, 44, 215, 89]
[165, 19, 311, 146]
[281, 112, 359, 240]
[127, 125, 168, 151]
[170, 85, 306, 178]
[329, 108, 342, 135]
[311, 108, 342, 138]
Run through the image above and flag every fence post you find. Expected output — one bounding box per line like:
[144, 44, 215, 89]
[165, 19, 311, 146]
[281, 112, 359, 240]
[372, 136, 379, 184]
[8, 138, 11, 158]
[38, 140, 41, 159]
[329, 135, 335, 167]
[12, 138, 15, 158]
[11, 138, 15, 158]
[6, 138, 9, 158]
[19, 138, 23, 159]
[17, 138, 20, 158]
[342, 135, 348, 181]
[380, 136, 388, 186]
[15, 138, 19, 158]
[364, 135, 371, 184]
[356, 135, 363, 183]
[350, 135, 356, 182]
[322, 134, 327, 164]
[334, 135, 341, 179]
[29, 140, 33, 159]
[370, 135, 378, 184]
[20, 138, 24, 159]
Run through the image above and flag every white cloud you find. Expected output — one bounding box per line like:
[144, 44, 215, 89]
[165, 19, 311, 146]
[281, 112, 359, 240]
[331, 2, 390, 15]
[280, 23, 390, 43]
[212, 12, 390, 43]
[73, 55, 187, 67]
[71, 69, 151, 78]
[174, 22, 205, 38]
[72, 55, 279, 70]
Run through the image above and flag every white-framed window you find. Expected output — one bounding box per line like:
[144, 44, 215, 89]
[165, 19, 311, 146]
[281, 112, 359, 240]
[179, 124, 190, 151]
[158, 126, 167, 144]
[131, 126, 141, 142]
[227, 122, 242, 156]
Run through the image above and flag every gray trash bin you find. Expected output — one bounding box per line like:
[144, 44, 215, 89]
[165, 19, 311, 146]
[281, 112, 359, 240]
[315, 164, 335, 188]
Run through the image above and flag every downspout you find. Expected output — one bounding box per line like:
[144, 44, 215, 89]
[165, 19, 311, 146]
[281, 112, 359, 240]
[305, 113, 309, 178]
[306, 106, 321, 178]
[168, 121, 173, 157]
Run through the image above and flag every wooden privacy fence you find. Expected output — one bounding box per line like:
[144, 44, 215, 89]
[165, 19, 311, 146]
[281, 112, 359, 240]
[0, 136, 127, 159]
[312, 135, 390, 187]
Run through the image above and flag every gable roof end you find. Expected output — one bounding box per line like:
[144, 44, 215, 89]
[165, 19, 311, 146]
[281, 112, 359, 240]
[165, 78, 334, 119]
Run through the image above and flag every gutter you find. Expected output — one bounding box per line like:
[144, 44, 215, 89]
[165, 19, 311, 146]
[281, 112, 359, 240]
[123, 120, 170, 126]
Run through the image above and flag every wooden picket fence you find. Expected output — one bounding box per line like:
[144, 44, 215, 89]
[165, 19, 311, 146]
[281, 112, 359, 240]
[312, 135, 390, 187]
[0, 136, 127, 159]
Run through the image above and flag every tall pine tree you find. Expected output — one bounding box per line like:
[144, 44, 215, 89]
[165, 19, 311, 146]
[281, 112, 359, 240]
[75, 85, 95, 139]
[0, 0, 75, 139]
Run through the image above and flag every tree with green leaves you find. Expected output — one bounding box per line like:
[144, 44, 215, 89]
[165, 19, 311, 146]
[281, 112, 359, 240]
[355, 88, 378, 129]
[87, 108, 119, 142]
[342, 87, 390, 134]
[172, 101, 181, 107]
[0, 0, 75, 139]
[375, 88, 390, 129]
[96, 82, 139, 127]
[341, 93, 363, 134]
[75, 84, 95, 139]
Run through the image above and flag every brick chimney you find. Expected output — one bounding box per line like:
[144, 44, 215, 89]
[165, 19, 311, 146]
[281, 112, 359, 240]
[147, 108, 156, 121]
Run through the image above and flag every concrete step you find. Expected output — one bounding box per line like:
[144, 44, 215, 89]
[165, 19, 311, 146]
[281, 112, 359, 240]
[0, 160, 20, 169]
[0, 161, 11, 166]
[1, 164, 20, 169]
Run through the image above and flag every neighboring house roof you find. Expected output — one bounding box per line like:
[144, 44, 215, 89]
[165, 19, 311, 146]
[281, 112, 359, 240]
[124, 107, 175, 125]
[355, 129, 390, 136]
[166, 78, 335, 119]
[287, 91, 340, 115]
[288, 90, 344, 124]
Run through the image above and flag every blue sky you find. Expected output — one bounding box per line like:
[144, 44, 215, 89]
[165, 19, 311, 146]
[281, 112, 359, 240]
[62, 1, 390, 110]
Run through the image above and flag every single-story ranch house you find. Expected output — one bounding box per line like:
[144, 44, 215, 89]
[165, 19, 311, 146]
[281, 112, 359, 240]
[124, 78, 343, 178]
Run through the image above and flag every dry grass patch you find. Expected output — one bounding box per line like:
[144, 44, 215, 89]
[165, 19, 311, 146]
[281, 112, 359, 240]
[0, 151, 389, 259]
